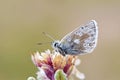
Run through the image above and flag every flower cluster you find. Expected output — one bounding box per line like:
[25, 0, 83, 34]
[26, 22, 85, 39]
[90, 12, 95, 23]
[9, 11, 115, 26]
[28, 49, 85, 80]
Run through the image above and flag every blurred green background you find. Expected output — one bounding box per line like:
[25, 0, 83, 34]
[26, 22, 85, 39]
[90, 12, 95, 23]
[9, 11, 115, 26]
[0, 0, 120, 80]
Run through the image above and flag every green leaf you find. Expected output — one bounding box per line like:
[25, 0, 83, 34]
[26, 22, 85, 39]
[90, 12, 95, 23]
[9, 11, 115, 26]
[55, 69, 67, 80]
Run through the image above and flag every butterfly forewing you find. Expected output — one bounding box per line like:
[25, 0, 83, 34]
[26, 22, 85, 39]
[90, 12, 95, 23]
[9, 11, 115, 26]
[60, 20, 98, 55]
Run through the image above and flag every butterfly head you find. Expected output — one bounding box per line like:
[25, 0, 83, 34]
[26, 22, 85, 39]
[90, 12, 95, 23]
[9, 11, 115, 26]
[52, 40, 60, 49]
[52, 40, 66, 56]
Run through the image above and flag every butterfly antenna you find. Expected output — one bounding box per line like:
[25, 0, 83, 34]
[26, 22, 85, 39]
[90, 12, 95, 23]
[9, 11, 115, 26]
[37, 42, 51, 45]
[42, 32, 55, 41]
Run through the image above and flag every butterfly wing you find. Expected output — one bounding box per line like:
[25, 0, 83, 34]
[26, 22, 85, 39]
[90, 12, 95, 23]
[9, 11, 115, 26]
[60, 20, 98, 55]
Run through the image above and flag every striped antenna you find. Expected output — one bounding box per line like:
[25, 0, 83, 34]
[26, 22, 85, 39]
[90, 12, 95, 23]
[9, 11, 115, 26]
[37, 42, 51, 45]
[42, 32, 55, 41]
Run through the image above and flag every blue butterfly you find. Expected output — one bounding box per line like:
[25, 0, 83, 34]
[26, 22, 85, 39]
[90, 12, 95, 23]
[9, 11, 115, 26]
[52, 20, 98, 56]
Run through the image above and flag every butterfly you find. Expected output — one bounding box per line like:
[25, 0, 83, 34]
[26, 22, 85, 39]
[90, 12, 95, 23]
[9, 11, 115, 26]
[51, 20, 98, 56]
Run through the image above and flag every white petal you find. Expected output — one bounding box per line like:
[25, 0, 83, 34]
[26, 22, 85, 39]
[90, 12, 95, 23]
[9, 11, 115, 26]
[37, 68, 50, 80]
[45, 49, 51, 54]
[31, 55, 36, 65]
[72, 67, 85, 80]
[74, 59, 81, 66]
[76, 72, 85, 80]
[35, 51, 44, 60]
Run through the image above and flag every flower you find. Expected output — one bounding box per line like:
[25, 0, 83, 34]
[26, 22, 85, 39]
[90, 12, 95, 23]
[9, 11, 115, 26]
[30, 49, 85, 80]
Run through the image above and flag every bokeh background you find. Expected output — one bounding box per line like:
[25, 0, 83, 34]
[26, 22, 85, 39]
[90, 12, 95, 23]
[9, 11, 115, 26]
[0, 0, 120, 80]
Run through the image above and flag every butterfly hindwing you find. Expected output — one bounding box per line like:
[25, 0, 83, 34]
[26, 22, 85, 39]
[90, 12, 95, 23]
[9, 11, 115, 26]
[60, 20, 98, 55]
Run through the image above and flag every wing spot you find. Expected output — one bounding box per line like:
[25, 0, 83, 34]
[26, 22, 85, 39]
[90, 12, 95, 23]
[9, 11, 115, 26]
[74, 39, 80, 44]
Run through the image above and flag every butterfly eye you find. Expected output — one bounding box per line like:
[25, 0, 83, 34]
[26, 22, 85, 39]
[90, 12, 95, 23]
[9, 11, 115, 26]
[54, 43, 58, 47]
[52, 41, 60, 48]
